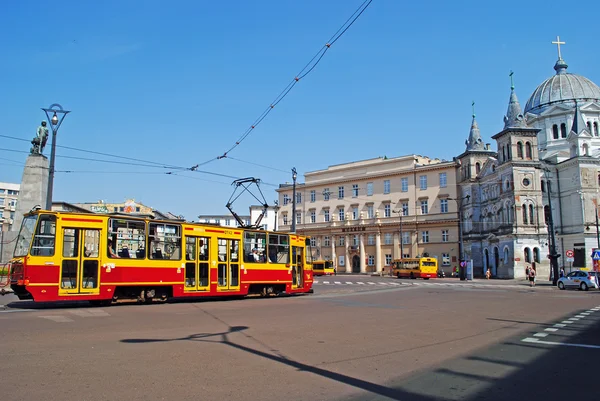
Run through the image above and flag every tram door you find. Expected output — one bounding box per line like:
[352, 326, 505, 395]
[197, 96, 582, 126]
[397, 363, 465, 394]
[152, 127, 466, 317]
[59, 228, 101, 295]
[184, 236, 210, 291]
[291, 246, 304, 290]
[217, 238, 240, 291]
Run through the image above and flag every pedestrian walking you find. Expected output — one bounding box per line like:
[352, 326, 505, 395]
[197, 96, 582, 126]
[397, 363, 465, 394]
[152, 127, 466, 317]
[528, 266, 536, 287]
[485, 268, 491, 279]
[559, 267, 565, 278]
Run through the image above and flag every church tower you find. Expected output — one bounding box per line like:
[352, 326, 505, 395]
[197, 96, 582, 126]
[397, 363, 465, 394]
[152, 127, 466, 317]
[456, 104, 496, 183]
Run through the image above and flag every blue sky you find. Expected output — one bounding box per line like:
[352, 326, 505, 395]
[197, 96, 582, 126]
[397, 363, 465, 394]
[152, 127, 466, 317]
[2, 0, 599, 221]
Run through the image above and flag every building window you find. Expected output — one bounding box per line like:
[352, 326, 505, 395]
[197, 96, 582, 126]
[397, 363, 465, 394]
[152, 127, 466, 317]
[552, 124, 559, 139]
[420, 200, 428, 215]
[225, 219, 231, 226]
[353, 235, 359, 246]
[529, 204, 535, 225]
[324, 209, 330, 222]
[420, 175, 427, 190]
[324, 188, 330, 201]
[324, 236, 330, 246]
[384, 233, 392, 245]
[384, 180, 390, 194]
[352, 207, 359, 220]
[439, 172, 447, 188]
[534, 247, 540, 263]
[384, 204, 391, 217]
[283, 194, 289, 205]
[352, 184, 359, 197]
[296, 193, 302, 204]
[524, 247, 531, 263]
[367, 204, 374, 218]
[310, 210, 316, 223]
[476, 162, 481, 174]
[338, 236, 345, 246]
[310, 190, 316, 202]
[517, 142, 523, 158]
[402, 232, 410, 244]
[522, 204, 528, 225]
[368, 234, 375, 245]
[594, 122, 599, 137]
[368, 255, 375, 266]
[338, 186, 344, 199]
[440, 199, 448, 213]
[442, 230, 449, 242]
[367, 182, 373, 196]
[215, 219, 221, 225]
[385, 254, 392, 266]
[402, 202, 409, 216]
[560, 123, 567, 138]
[296, 213, 301, 224]
[525, 142, 532, 159]
[338, 208, 345, 221]
[401, 178, 408, 192]
[442, 253, 450, 266]
[310, 238, 317, 247]
[421, 231, 429, 243]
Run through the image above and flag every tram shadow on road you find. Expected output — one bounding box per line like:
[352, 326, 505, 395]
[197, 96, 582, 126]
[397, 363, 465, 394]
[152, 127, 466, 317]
[118, 308, 600, 401]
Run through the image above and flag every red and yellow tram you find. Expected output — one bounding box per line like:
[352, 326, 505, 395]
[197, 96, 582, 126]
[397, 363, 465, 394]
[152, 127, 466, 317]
[7, 210, 313, 305]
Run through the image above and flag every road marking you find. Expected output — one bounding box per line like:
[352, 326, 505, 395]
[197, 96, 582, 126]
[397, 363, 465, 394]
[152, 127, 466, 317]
[345, 282, 353, 285]
[322, 281, 330, 284]
[580, 313, 590, 316]
[40, 315, 74, 323]
[522, 337, 600, 349]
[356, 282, 365, 285]
[368, 282, 376, 285]
[545, 328, 558, 332]
[554, 324, 566, 327]
[0, 309, 37, 313]
[568, 318, 580, 321]
[561, 321, 574, 324]
[334, 281, 342, 285]
[533, 332, 549, 338]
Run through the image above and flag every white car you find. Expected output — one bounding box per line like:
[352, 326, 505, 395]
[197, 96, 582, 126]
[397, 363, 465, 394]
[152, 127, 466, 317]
[557, 271, 599, 291]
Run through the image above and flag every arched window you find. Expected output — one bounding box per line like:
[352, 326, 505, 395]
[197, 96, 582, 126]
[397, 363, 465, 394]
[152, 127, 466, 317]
[476, 162, 481, 174]
[541, 180, 546, 192]
[594, 122, 599, 137]
[503, 247, 509, 264]
[583, 143, 590, 156]
[529, 204, 535, 225]
[552, 124, 559, 139]
[507, 144, 511, 159]
[505, 203, 511, 224]
[587, 121, 592, 133]
[534, 247, 540, 263]
[522, 204, 528, 224]
[524, 247, 531, 263]
[525, 142, 532, 159]
[517, 142, 523, 159]
[544, 205, 550, 225]
[560, 123, 567, 138]
[502, 146, 506, 162]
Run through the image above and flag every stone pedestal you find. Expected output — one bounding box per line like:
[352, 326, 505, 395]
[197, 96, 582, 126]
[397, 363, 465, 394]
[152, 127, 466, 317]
[12, 155, 49, 235]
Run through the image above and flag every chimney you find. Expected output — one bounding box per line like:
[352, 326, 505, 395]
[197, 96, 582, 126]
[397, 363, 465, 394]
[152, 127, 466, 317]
[485, 143, 491, 150]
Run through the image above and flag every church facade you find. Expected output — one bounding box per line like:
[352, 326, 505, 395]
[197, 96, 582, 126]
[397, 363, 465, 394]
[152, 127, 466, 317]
[458, 48, 600, 278]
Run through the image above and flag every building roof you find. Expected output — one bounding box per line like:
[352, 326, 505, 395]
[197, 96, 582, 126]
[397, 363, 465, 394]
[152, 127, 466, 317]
[525, 58, 600, 114]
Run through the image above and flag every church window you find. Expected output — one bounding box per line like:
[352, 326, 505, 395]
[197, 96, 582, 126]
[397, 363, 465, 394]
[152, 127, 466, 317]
[587, 121, 592, 133]
[594, 122, 599, 137]
[560, 123, 567, 138]
[524, 247, 531, 263]
[502, 146, 506, 162]
[583, 143, 590, 156]
[525, 142, 532, 159]
[529, 204, 535, 225]
[522, 205, 528, 225]
[517, 142, 523, 159]
[544, 205, 550, 225]
[552, 124, 559, 140]
[541, 180, 546, 192]
[475, 162, 481, 174]
[533, 247, 540, 263]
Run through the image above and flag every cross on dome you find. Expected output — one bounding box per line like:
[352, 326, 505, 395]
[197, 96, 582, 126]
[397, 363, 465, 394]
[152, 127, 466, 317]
[552, 35, 565, 60]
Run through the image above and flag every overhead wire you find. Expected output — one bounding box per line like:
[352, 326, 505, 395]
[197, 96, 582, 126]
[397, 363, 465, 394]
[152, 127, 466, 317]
[199, 0, 374, 168]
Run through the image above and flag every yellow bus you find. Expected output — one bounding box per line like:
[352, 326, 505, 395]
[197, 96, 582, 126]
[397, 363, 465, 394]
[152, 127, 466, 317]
[312, 260, 335, 276]
[392, 257, 437, 280]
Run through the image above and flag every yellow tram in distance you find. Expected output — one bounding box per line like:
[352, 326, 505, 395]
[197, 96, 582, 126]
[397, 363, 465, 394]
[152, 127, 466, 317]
[312, 260, 335, 276]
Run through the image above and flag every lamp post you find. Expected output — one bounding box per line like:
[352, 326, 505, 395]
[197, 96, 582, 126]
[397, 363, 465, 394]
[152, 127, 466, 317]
[42, 103, 70, 210]
[273, 200, 280, 231]
[448, 195, 470, 279]
[291, 167, 297, 233]
[546, 179, 560, 285]
[392, 208, 404, 260]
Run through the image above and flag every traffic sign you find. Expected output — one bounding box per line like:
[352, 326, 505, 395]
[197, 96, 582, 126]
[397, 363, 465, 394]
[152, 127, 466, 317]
[460, 261, 467, 267]
[592, 250, 600, 261]
[566, 249, 574, 258]
[566, 257, 574, 263]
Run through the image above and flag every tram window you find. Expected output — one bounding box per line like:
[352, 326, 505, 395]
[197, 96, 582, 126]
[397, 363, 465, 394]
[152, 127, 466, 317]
[244, 231, 267, 263]
[109, 219, 146, 259]
[148, 222, 182, 260]
[30, 214, 56, 257]
[267, 234, 289, 264]
[218, 238, 228, 262]
[63, 228, 79, 257]
[230, 240, 239, 262]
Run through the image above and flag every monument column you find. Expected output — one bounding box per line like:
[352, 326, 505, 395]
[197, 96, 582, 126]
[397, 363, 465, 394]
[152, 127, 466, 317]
[12, 155, 49, 230]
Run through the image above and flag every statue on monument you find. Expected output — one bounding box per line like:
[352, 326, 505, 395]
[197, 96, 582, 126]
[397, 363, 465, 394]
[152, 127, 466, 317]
[31, 121, 49, 155]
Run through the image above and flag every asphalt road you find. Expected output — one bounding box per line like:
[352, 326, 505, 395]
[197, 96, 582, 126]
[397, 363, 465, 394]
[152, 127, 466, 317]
[2, 276, 599, 401]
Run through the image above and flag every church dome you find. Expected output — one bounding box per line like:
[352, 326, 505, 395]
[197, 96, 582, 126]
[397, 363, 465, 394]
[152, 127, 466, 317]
[524, 59, 600, 114]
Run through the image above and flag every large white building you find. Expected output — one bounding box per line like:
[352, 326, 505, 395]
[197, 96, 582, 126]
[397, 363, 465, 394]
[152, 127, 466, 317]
[459, 46, 600, 278]
[0, 182, 20, 232]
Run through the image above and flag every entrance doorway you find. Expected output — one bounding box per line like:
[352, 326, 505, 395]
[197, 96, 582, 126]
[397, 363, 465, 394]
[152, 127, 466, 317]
[352, 255, 360, 273]
[59, 228, 101, 295]
[184, 236, 210, 291]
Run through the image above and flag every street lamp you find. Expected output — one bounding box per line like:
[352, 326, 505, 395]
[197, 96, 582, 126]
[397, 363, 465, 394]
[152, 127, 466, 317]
[392, 207, 405, 260]
[448, 195, 470, 280]
[545, 178, 560, 285]
[291, 167, 297, 233]
[42, 103, 70, 210]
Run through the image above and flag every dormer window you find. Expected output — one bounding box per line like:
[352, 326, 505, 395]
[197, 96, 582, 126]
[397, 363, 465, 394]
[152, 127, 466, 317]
[560, 123, 567, 138]
[552, 124, 559, 139]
